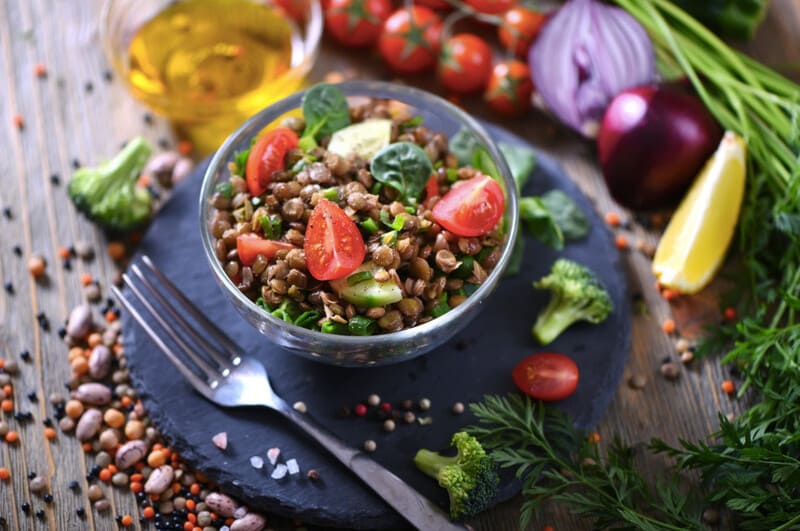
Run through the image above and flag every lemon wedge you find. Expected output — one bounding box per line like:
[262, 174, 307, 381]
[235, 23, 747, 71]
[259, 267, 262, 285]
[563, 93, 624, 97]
[652, 131, 746, 294]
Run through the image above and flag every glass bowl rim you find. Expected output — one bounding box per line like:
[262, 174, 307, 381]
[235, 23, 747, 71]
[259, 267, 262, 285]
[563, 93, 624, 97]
[199, 80, 520, 347]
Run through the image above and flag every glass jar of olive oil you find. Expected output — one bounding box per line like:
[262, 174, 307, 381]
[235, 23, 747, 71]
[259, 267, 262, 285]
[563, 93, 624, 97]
[102, 0, 322, 154]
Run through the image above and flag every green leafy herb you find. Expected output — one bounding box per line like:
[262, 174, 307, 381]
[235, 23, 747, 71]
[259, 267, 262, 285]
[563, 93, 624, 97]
[300, 83, 351, 149]
[472, 147, 500, 180]
[259, 215, 282, 240]
[370, 142, 433, 205]
[449, 128, 481, 165]
[446, 168, 459, 183]
[499, 143, 536, 192]
[233, 148, 250, 175]
[399, 116, 424, 129]
[452, 256, 475, 279]
[270, 299, 301, 323]
[462, 283, 480, 297]
[348, 315, 378, 336]
[519, 197, 564, 250]
[540, 190, 590, 242]
[215, 182, 233, 200]
[379, 209, 406, 231]
[505, 238, 525, 277]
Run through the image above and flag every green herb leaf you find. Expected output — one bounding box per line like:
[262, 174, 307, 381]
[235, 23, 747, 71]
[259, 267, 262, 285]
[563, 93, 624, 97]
[321, 320, 349, 335]
[379, 209, 406, 231]
[370, 142, 433, 205]
[215, 182, 233, 199]
[359, 218, 379, 234]
[519, 197, 564, 250]
[451, 256, 475, 279]
[301, 83, 351, 141]
[399, 116, 424, 129]
[472, 147, 500, 181]
[259, 215, 282, 240]
[430, 293, 450, 318]
[233, 148, 250, 175]
[348, 315, 378, 336]
[294, 310, 321, 329]
[505, 237, 525, 277]
[499, 142, 536, 192]
[540, 190, 590, 242]
[449, 128, 481, 165]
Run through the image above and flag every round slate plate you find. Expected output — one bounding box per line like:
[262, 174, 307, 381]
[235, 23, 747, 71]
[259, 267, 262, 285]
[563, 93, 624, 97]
[122, 124, 630, 530]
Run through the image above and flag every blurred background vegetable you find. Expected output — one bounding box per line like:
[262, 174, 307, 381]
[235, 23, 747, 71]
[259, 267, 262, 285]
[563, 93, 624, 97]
[672, 0, 769, 40]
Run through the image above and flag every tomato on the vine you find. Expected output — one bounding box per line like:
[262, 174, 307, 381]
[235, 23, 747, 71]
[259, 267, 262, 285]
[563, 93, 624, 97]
[379, 6, 443, 74]
[415, 0, 450, 9]
[484, 60, 534, 115]
[498, 6, 547, 58]
[512, 353, 579, 401]
[464, 0, 516, 15]
[325, 0, 392, 47]
[245, 127, 299, 196]
[432, 174, 505, 237]
[438, 34, 493, 94]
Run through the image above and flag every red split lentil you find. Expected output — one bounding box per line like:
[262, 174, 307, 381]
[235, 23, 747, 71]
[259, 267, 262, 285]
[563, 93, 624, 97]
[34, 63, 47, 77]
[723, 307, 737, 321]
[588, 432, 601, 443]
[722, 380, 735, 394]
[12, 114, 24, 129]
[0, 467, 10, 480]
[177, 139, 193, 156]
[79, 273, 93, 286]
[604, 211, 621, 226]
[614, 235, 628, 250]
[662, 319, 676, 334]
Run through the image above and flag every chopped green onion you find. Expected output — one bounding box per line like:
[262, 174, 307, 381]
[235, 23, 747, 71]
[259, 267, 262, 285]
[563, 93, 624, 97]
[233, 149, 250, 175]
[259, 215, 282, 240]
[430, 294, 450, 318]
[255, 296, 272, 311]
[271, 309, 292, 323]
[381, 230, 398, 247]
[399, 116, 424, 129]
[452, 256, 474, 279]
[475, 246, 494, 263]
[215, 182, 233, 199]
[291, 158, 310, 173]
[462, 283, 480, 296]
[322, 187, 339, 201]
[359, 218, 379, 233]
[446, 168, 459, 183]
[298, 135, 317, 152]
[321, 320, 349, 335]
[405, 206, 416, 215]
[371, 182, 383, 194]
[347, 271, 374, 286]
[294, 310, 321, 329]
[433, 160, 444, 170]
[348, 316, 378, 336]
[380, 210, 406, 231]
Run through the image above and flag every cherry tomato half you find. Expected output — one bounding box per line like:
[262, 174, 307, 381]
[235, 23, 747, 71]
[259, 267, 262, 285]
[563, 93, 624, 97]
[325, 0, 392, 47]
[425, 174, 440, 200]
[432, 174, 505, 237]
[512, 353, 579, 401]
[236, 234, 296, 267]
[379, 6, 443, 74]
[304, 199, 367, 281]
[484, 60, 534, 115]
[464, 0, 516, 15]
[245, 127, 299, 196]
[438, 34, 493, 94]
[498, 7, 547, 58]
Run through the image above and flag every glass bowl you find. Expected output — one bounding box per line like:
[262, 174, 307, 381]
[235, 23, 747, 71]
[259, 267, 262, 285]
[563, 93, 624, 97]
[199, 81, 520, 366]
[100, 0, 322, 154]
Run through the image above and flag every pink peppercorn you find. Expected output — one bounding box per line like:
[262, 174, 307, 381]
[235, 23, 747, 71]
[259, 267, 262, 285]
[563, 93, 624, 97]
[380, 402, 392, 413]
[354, 404, 367, 416]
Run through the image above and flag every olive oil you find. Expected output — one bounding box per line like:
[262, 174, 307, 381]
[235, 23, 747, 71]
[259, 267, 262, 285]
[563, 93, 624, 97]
[126, 0, 307, 152]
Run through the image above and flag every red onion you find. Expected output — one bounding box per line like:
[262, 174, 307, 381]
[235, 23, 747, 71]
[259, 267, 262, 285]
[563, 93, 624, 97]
[598, 84, 723, 210]
[529, 0, 656, 137]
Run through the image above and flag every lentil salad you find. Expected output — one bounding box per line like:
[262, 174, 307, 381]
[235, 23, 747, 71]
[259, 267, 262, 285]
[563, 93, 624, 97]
[208, 83, 508, 335]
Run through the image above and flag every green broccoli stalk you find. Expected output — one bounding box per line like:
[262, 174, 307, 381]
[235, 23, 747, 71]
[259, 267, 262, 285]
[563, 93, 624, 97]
[68, 136, 153, 232]
[414, 432, 499, 520]
[532, 258, 613, 345]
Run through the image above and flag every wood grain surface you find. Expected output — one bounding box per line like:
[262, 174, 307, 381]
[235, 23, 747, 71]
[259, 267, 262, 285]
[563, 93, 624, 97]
[0, 1, 798, 530]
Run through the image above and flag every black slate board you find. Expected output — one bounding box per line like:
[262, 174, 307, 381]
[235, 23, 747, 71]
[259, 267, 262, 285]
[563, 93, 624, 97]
[122, 124, 630, 530]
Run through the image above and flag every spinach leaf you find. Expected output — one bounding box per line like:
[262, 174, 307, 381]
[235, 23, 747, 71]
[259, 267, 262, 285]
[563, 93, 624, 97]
[370, 142, 433, 204]
[449, 128, 481, 165]
[540, 190, 590, 241]
[301, 83, 351, 142]
[519, 197, 564, 250]
[233, 148, 250, 175]
[499, 143, 536, 192]
[505, 237, 525, 277]
[472, 147, 500, 180]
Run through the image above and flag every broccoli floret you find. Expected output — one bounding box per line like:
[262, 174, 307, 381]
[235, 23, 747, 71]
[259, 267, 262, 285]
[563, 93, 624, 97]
[68, 136, 152, 232]
[531, 258, 613, 345]
[414, 431, 499, 520]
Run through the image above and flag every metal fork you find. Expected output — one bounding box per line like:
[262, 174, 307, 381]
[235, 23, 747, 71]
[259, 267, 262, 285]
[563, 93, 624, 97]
[112, 255, 466, 531]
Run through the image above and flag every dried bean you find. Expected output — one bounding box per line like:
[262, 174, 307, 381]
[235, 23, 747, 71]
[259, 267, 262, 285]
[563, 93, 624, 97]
[230, 513, 267, 531]
[75, 408, 102, 442]
[74, 383, 111, 405]
[115, 440, 148, 469]
[204, 492, 239, 518]
[144, 465, 174, 494]
[67, 304, 93, 339]
[88, 346, 112, 379]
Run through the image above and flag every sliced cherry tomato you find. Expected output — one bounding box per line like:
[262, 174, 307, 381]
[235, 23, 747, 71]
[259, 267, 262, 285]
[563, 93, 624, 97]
[512, 353, 579, 401]
[498, 7, 547, 58]
[379, 6, 443, 74]
[245, 127, 299, 196]
[464, 0, 516, 15]
[438, 34, 493, 94]
[432, 174, 505, 237]
[484, 60, 534, 115]
[236, 234, 296, 266]
[425, 175, 440, 200]
[304, 199, 367, 281]
[325, 0, 392, 47]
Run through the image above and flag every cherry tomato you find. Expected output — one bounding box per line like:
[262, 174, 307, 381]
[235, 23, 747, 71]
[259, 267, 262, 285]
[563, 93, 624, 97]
[304, 199, 367, 280]
[438, 34, 493, 94]
[379, 6, 443, 74]
[432, 174, 505, 237]
[245, 127, 299, 196]
[498, 7, 547, 58]
[415, 0, 450, 9]
[325, 0, 392, 47]
[464, 0, 516, 15]
[425, 175, 440, 200]
[484, 60, 534, 115]
[512, 353, 579, 401]
[274, 0, 310, 21]
[236, 234, 296, 266]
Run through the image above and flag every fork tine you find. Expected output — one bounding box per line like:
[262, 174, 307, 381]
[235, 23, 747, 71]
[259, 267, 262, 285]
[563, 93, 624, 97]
[111, 285, 212, 396]
[141, 255, 241, 364]
[129, 264, 234, 374]
[120, 274, 222, 386]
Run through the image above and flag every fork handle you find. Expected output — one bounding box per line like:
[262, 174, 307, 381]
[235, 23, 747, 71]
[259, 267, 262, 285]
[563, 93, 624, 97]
[277, 406, 468, 531]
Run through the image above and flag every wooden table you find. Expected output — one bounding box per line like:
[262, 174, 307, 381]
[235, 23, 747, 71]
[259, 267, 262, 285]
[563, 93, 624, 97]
[0, 1, 797, 529]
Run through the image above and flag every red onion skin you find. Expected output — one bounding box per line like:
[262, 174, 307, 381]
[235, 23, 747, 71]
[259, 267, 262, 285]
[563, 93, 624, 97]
[598, 85, 723, 210]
